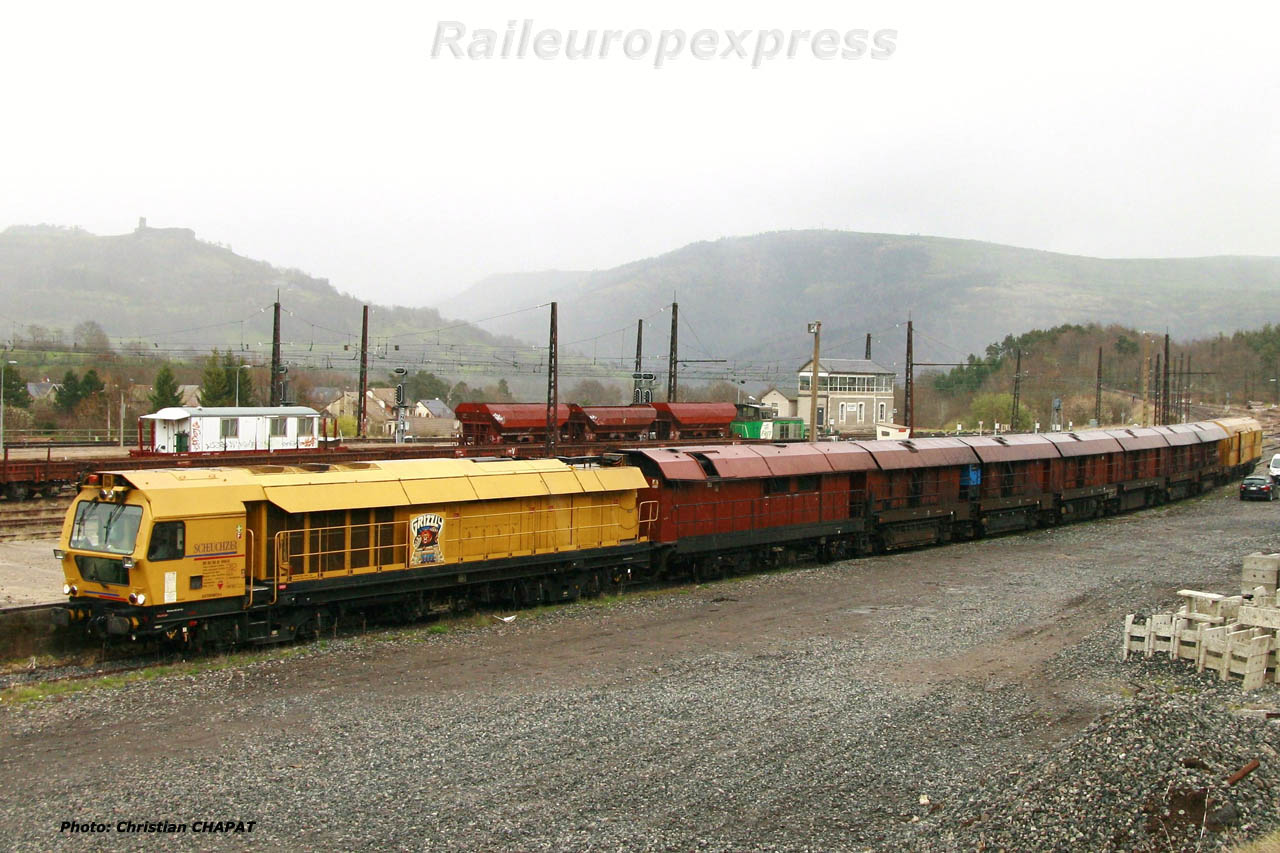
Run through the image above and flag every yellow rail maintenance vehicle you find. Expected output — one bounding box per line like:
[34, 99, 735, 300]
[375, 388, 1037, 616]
[53, 458, 650, 647]
[1212, 416, 1265, 476]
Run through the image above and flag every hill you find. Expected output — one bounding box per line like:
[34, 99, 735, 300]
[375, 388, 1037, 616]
[444, 231, 1280, 374]
[0, 223, 519, 359]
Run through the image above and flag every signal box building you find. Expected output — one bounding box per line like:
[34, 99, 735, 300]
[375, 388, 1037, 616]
[797, 358, 896, 438]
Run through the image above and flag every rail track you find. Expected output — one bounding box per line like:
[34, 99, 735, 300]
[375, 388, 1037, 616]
[0, 498, 69, 541]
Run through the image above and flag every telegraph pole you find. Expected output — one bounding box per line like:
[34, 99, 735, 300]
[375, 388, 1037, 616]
[1095, 346, 1103, 425]
[667, 303, 678, 403]
[808, 322, 821, 439]
[1010, 348, 1022, 430]
[270, 293, 282, 406]
[546, 302, 558, 458]
[357, 305, 369, 438]
[904, 319, 914, 433]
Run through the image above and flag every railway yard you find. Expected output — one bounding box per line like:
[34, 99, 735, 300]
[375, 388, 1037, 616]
[2, 461, 1279, 850]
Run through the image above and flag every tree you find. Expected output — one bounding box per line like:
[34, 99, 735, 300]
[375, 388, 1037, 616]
[80, 369, 105, 398]
[965, 392, 1033, 432]
[150, 365, 183, 410]
[221, 352, 255, 406]
[447, 381, 485, 408]
[402, 371, 451, 403]
[72, 321, 112, 353]
[54, 371, 82, 413]
[1, 364, 32, 409]
[567, 379, 624, 405]
[198, 351, 232, 407]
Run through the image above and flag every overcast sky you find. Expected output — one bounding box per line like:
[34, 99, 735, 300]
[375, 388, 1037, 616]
[2, 1, 1276, 309]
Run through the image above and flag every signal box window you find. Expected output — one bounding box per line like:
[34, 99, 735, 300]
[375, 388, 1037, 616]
[147, 521, 185, 561]
[220, 418, 240, 439]
[270, 418, 289, 437]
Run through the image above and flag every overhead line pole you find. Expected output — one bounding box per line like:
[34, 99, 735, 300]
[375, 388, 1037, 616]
[270, 293, 282, 406]
[1095, 346, 1103, 425]
[1162, 332, 1171, 425]
[358, 305, 369, 438]
[1140, 336, 1150, 427]
[1177, 350, 1187, 420]
[633, 319, 643, 403]
[1011, 348, 1022, 430]
[1174, 353, 1183, 424]
[667, 302, 678, 403]
[808, 321, 821, 440]
[904, 319, 914, 434]
[546, 302, 558, 458]
[1157, 350, 1167, 422]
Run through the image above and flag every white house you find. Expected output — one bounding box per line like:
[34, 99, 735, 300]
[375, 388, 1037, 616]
[796, 358, 896, 438]
[139, 406, 325, 454]
[760, 387, 797, 418]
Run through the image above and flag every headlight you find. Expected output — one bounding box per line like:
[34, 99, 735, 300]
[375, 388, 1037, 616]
[122, 557, 135, 569]
[69, 584, 78, 595]
[127, 592, 147, 605]
[136, 593, 146, 605]
[62, 583, 72, 595]
[53, 548, 65, 559]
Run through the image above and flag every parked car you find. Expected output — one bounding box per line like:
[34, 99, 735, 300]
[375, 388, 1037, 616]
[1269, 453, 1280, 483]
[1240, 475, 1276, 501]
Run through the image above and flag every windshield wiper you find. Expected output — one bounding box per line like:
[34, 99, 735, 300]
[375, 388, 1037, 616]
[100, 502, 128, 551]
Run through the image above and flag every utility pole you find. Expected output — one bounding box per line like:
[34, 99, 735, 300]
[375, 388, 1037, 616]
[1162, 332, 1171, 425]
[633, 319, 644, 403]
[270, 293, 282, 407]
[546, 301, 558, 458]
[667, 302, 678, 403]
[1095, 346, 1103, 425]
[904, 319, 914, 433]
[357, 305, 369, 438]
[1010, 348, 1022, 430]
[865, 333, 872, 360]
[808, 322, 821, 439]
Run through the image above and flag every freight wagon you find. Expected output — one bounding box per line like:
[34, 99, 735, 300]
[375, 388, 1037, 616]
[52, 418, 1264, 647]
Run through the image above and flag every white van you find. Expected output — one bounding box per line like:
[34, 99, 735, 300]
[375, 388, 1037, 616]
[1269, 454, 1280, 482]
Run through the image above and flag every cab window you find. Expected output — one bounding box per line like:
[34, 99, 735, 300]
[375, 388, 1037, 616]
[147, 521, 186, 561]
[69, 501, 143, 555]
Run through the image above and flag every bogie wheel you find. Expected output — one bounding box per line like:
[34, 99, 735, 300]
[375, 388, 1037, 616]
[510, 580, 529, 609]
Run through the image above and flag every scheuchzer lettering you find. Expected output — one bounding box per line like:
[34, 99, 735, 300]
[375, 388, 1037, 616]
[191, 540, 236, 554]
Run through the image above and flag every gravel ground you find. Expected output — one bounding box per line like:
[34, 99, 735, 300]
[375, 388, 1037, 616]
[0, 538, 61, 606]
[2, 486, 1279, 852]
